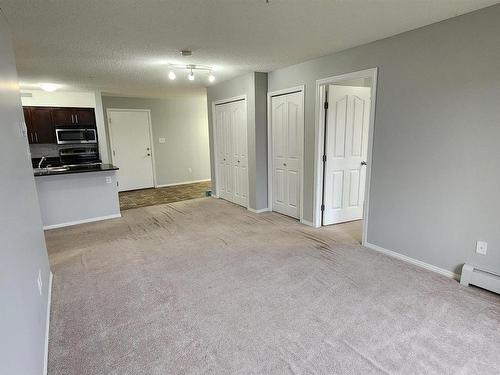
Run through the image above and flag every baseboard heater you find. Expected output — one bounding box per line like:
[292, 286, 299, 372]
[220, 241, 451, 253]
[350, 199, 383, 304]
[460, 264, 500, 294]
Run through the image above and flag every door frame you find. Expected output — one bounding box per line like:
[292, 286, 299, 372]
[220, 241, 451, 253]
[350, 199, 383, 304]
[211, 95, 249, 208]
[313, 68, 378, 245]
[106, 108, 157, 189]
[267, 86, 305, 222]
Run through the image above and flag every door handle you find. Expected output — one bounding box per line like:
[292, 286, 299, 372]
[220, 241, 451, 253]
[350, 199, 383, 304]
[147, 153, 151, 156]
[361, 161, 367, 166]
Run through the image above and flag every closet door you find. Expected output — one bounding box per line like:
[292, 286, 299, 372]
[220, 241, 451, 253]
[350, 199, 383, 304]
[230, 100, 248, 207]
[215, 99, 248, 207]
[271, 92, 303, 219]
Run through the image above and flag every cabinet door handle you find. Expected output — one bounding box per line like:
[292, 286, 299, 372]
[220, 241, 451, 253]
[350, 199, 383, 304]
[34, 132, 38, 143]
[75, 114, 78, 123]
[71, 114, 74, 123]
[30, 133, 33, 142]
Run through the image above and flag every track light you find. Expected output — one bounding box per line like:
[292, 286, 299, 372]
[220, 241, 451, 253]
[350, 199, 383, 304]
[168, 71, 176, 80]
[188, 69, 195, 81]
[208, 73, 215, 83]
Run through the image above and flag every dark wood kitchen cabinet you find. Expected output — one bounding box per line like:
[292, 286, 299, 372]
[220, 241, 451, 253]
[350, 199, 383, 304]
[22, 106, 97, 144]
[52, 107, 95, 126]
[23, 107, 56, 144]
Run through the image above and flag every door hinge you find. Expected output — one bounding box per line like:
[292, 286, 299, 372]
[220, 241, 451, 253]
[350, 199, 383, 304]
[324, 101, 329, 110]
[322, 154, 326, 163]
[321, 204, 325, 211]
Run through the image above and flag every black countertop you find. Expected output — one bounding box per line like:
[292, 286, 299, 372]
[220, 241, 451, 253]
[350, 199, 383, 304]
[34, 164, 119, 177]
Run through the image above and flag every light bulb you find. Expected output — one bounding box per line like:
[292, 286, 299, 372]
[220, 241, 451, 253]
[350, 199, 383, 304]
[208, 73, 215, 83]
[168, 71, 176, 80]
[39, 83, 60, 92]
[188, 71, 195, 81]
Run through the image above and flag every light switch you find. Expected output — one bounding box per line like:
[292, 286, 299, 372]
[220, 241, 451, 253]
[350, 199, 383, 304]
[159, 137, 166, 144]
[105, 176, 112, 184]
[476, 241, 487, 255]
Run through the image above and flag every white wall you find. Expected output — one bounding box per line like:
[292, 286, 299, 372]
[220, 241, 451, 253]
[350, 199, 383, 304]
[21, 89, 110, 163]
[0, 13, 51, 375]
[102, 95, 211, 186]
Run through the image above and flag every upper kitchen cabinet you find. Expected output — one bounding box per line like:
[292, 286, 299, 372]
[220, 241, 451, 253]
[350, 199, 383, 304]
[73, 108, 96, 126]
[52, 107, 96, 126]
[23, 107, 56, 144]
[52, 108, 74, 126]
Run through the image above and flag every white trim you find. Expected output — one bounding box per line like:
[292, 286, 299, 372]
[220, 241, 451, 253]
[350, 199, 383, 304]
[460, 264, 500, 293]
[43, 213, 121, 230]
[106, 108, 158, 189]
[365, 242, 459, 280]
[267, 86, 305, 221]
[211, 95, 249, 208]
[155, 179, 211, 188]
[247, 207, 269, 214]
[43, 272, 53, 375]
[313, 68, 378, 247]
[300, 219, 314, 227]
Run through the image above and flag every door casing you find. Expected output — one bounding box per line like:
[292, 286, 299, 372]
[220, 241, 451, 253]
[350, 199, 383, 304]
[313, 68, 378, 246]
[267, 86, 305, 222]
[106, 108, 157, 190]
[211, 95, 249, 208]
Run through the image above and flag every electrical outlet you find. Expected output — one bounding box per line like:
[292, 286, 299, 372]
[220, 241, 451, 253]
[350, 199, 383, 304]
[105, 176, 112, 184]
[37, 269, 43, 296]
[476, 241, 488, 255]
[159, 137, 166, 144]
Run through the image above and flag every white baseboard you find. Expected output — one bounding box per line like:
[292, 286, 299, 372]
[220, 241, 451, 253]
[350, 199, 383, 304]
[43, 272, 53, 375]
[156, 179, 211, 188]
[247, 207, 269, 214]
[300, 219, 314, 227]
[43, 213, 122, 230]
[365, 242, 459, 280]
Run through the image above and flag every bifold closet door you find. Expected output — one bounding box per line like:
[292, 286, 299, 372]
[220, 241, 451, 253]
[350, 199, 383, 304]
[271, 92, 303, 219]
[215, 100, 248, 207]
[323, 85, 370, 225]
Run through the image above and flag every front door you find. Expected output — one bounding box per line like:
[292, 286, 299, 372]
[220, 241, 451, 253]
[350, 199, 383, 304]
[323, 85, 371, 225]
[108, 110, 154, 191]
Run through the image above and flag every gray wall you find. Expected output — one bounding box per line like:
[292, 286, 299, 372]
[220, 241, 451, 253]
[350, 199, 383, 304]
[0, 11, 51, 374]
[102, 96, 211, 186]
[268, 5, 500, 275]
[207, 72, 268, 210]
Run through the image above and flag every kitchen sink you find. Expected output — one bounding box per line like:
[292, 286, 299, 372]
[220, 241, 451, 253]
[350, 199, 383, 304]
[34, 166, 70, 174]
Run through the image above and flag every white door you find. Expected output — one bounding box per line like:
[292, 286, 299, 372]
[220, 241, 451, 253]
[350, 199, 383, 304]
[215, 100, 248, 207]
[323, 85, 371, 225]
[108, 110, 155, 192]
[271, 92, 303, 219]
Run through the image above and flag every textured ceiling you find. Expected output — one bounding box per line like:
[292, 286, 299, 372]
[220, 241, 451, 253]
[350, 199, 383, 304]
[1, 0, 497, 98]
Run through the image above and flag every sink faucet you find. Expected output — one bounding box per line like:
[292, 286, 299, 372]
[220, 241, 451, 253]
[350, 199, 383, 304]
[38, 156, 46, 168]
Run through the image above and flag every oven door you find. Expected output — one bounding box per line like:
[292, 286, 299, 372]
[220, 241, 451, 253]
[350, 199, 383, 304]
[56, 128, 97, 144]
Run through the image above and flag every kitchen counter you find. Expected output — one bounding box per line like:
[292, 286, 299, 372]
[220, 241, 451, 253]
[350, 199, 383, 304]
[34, 166, 121, 229]
[34, 163, 118, 177]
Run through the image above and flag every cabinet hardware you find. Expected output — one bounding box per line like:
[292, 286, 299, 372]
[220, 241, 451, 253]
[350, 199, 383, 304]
[34, 132, 38, 143]
[75, 114, 78, 123]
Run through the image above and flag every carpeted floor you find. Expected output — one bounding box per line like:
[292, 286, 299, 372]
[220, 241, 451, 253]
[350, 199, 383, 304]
[45, 198, 500, 374]
[119, 180, 212, 210]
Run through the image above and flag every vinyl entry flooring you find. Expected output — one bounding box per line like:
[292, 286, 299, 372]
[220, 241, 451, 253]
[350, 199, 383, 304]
[119, 180, 212, 210]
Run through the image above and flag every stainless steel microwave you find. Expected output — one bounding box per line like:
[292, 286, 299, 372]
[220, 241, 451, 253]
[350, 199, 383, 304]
[55, 128, 97, 145]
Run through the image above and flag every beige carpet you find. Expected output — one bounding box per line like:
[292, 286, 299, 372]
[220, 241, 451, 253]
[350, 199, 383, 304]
[46, 198, 500, 374]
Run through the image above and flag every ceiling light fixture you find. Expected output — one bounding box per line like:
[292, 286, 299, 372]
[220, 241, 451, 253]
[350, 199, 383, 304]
[167, 64, 215, 82]
[39, 83, 60, 92]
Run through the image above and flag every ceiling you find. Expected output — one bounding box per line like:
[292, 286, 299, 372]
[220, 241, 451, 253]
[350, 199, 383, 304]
[1, 0, 496, 98]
